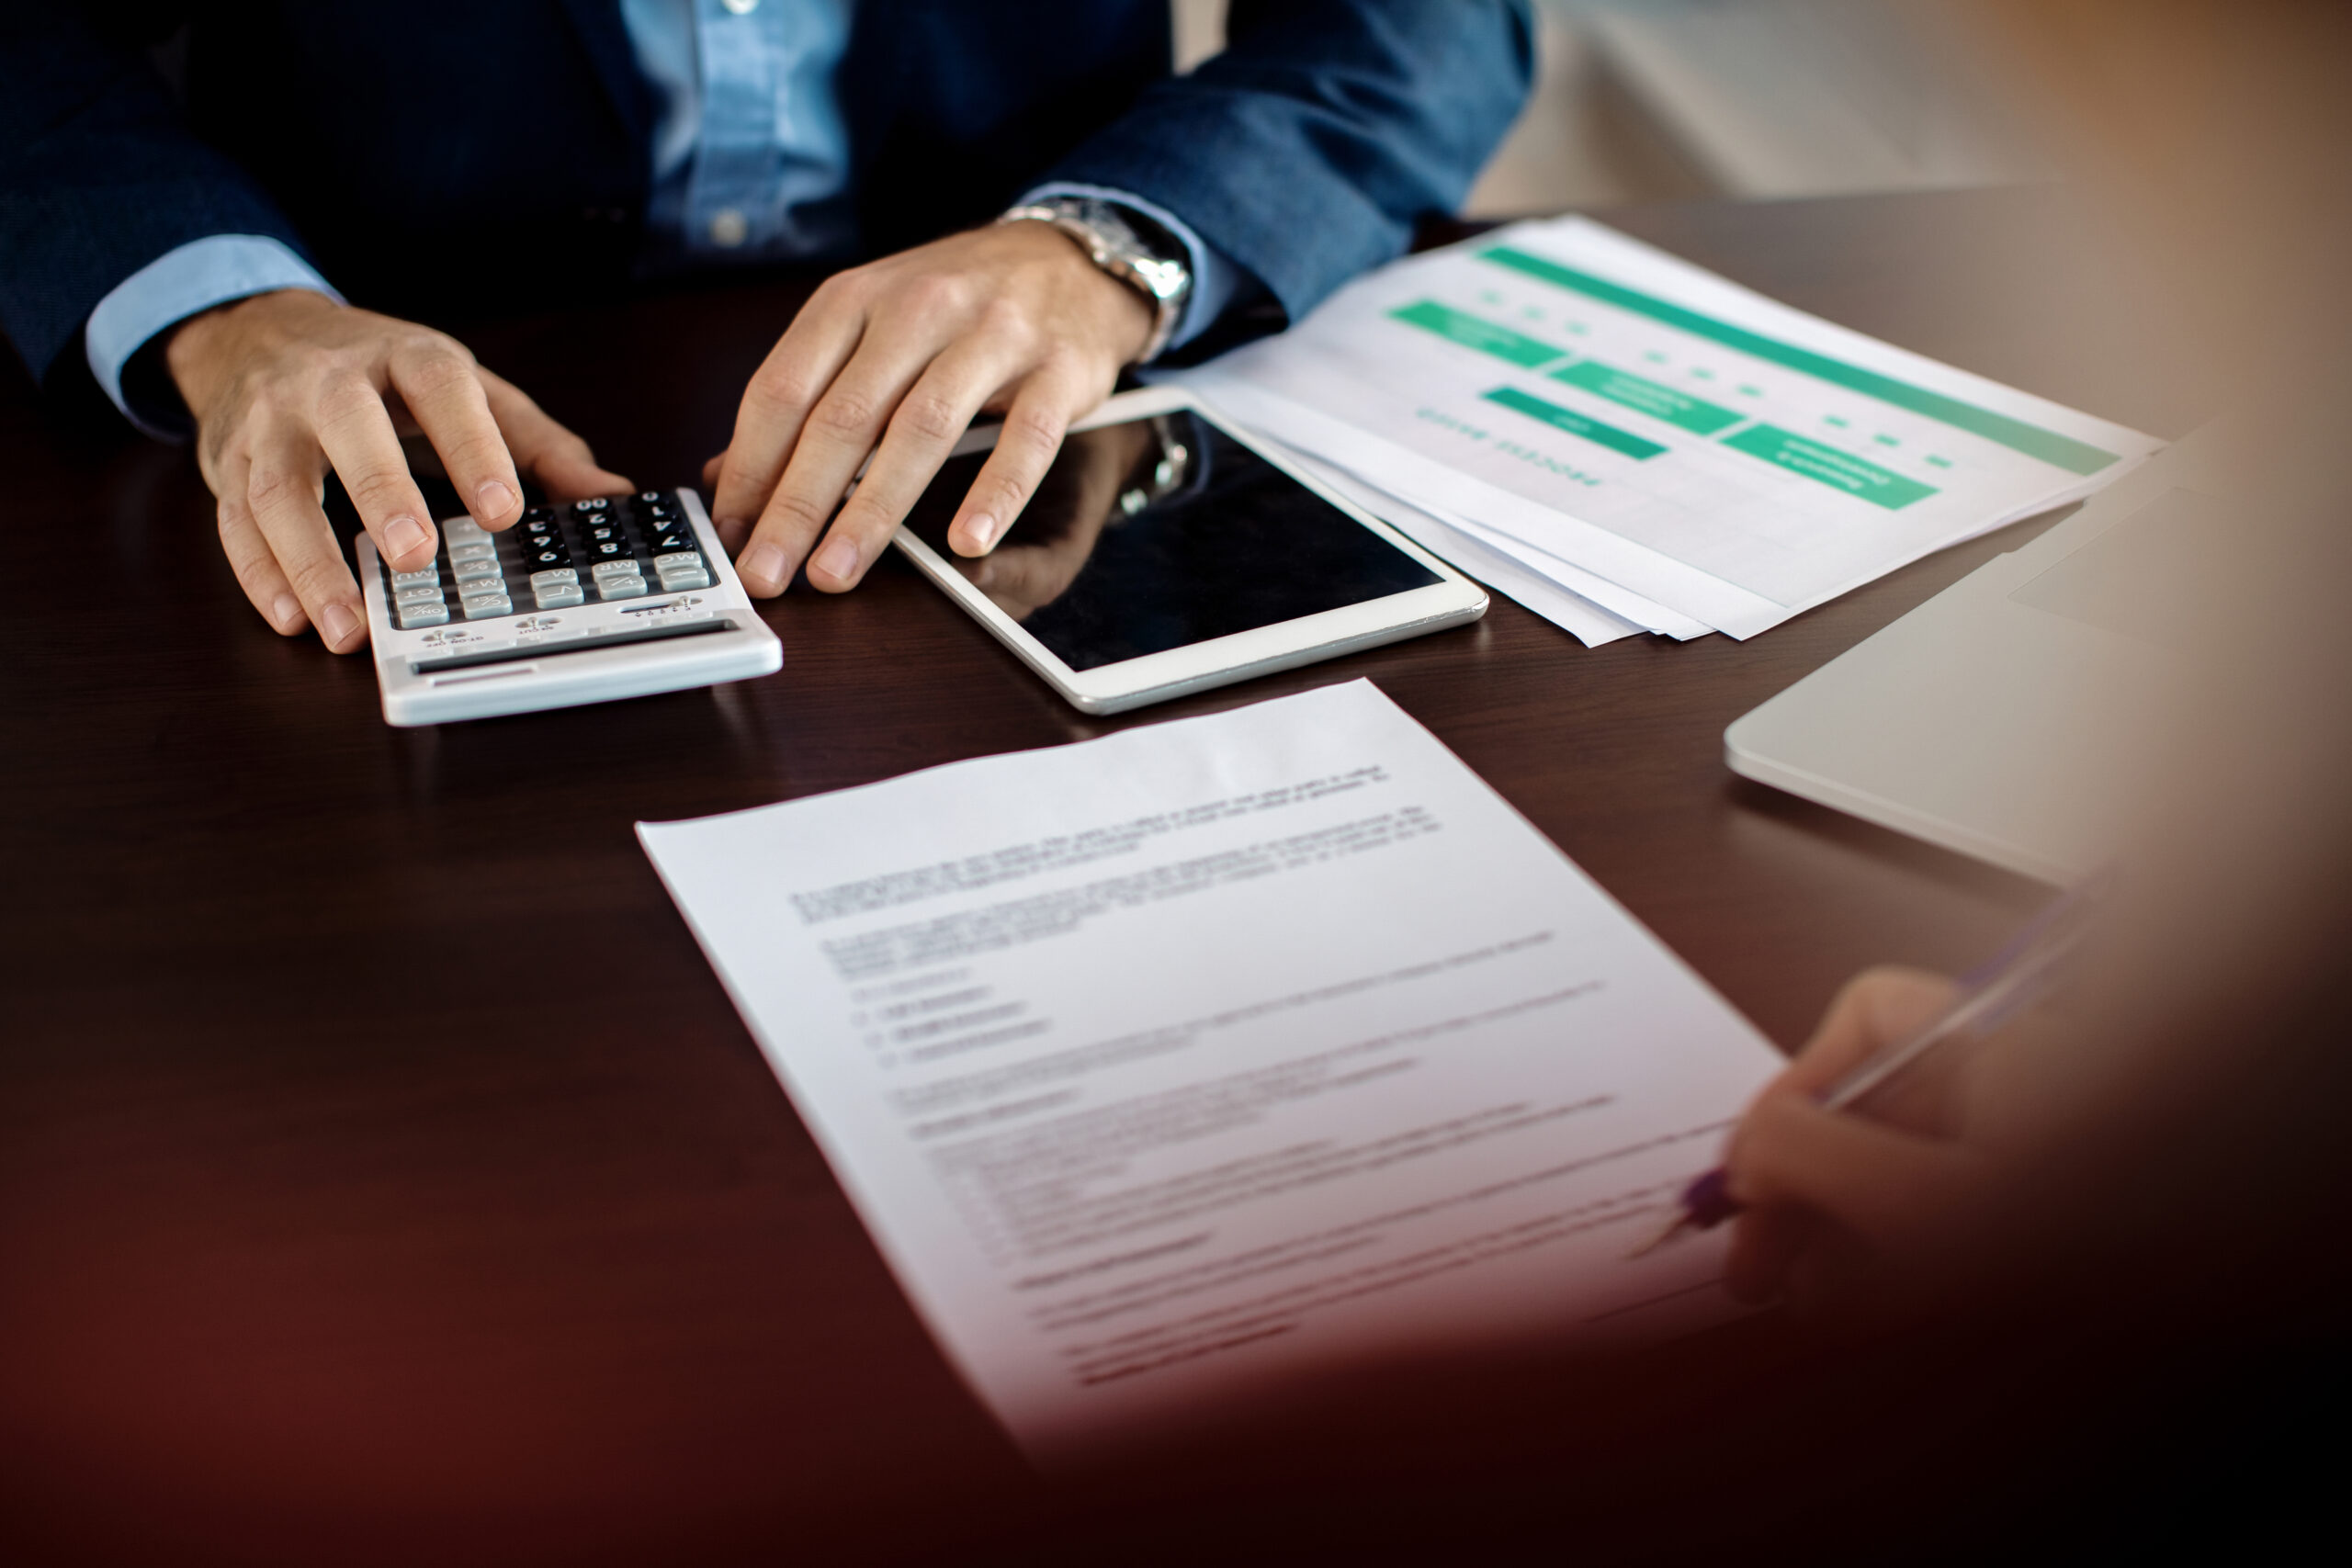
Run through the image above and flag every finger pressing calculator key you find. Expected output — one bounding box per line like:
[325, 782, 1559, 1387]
[355, 487, 778, 726]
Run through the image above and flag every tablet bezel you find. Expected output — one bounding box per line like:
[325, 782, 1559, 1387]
[888, 387, 1488, 714]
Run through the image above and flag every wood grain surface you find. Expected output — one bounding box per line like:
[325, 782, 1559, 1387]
[0, 187, 2189, 1565]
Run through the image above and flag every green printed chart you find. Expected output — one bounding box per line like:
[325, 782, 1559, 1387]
[1475, 245, 2122, 476]
[1191, 215, 2162, 636]
[1384, 246, 2127, 514]
[1481, 387, 1666, 461]
[1721, 425, 1938, 511]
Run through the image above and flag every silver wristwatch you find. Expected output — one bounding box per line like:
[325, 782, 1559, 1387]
[998, 197, 1193, 364]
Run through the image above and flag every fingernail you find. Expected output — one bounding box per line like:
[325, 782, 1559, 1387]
[812, 535, 860, 584]
[741, 542, 787, 592]
[272, 592, 304, 632]
[963, 513, 1000, 551]
[321, 603, 361, 649]
[474, 479, 517, 520]
[384, 515, 428, 559]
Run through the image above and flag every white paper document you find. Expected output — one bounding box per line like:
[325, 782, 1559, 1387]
[1277, 444, 1648, 647]
[1180, 217, 2164, 639]
[640, 682, 1781, 1458]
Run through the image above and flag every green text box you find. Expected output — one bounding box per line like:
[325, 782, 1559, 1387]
[1389, 299, 1564, 368]
[1723, 424, 1939, 510]
[1552, 358, 1743, 435]
[1479, 246, 2120, 476]
[1483, 386, 1667, 460]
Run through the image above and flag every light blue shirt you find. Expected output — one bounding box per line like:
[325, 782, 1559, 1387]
[86, 0, 1237, 436]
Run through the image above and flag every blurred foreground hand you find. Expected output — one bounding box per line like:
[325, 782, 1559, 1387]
[1723, 967, 2014, 1310]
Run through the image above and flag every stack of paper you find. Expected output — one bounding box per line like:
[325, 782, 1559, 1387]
[1170, 217, 2163, 645]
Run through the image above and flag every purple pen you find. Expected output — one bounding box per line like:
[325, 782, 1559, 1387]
[1628, 880, 2104, 1259]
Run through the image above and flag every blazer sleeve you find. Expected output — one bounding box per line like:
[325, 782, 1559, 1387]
[0, 13, 313, 387]
[1039, 0, 1536, 332]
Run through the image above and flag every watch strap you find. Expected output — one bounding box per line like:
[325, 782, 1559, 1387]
[999, 197, 1193, 363]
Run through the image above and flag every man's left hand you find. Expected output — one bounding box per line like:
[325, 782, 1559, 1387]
[707, 221, 1155, 595]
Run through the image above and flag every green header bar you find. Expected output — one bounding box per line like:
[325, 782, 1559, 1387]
[1484, 386, 1667, 460]
[1388, 299, 1564, 369]
[1723, 424, 1939, 510]
[1479, 246, 2120, 476]
[1552, 357, 1744, 435]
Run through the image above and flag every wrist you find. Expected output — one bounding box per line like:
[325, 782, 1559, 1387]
[164, 288, 338, 412]
[998, 197, 1192, 363]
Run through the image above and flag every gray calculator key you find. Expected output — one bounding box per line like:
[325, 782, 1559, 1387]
[595, 574, 649, 601]
[529, 568, 580, 590]
[652, 551, 701, 571]
[533, 581, 585, 610]
[657, 565, 711, 591]
[453, 558, 503, 585]
[396, 600, 451, 628]
[448, 542, 496, 566]
[460, 591, 513, 619]
[444, 518, 488, 540]
[390, 565, 440, 587]
[394, 581, 445, 604]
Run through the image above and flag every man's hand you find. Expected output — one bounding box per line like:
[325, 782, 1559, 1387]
[167, 290, 630, 652]
[707, 220, 1155, 596]
[951, 419, 1157, 621]
[1724, 967, 1994, 1309]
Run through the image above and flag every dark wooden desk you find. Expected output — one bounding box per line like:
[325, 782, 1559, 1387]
[0, 188, 2188, 1565]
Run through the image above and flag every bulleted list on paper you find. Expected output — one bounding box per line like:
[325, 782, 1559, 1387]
[639, 682, 1782, 1458]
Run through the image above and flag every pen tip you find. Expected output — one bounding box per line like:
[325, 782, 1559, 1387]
[1625, 1209, 1690, 1259]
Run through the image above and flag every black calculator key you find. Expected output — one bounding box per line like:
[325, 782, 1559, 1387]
[638, 491, 666, 505]
[589, 538, 634, 558]
[650, 531, 692, 553]
[572, 497, 609, 513]
[525, 547, 571, 570]
[523, 505, 554, 524]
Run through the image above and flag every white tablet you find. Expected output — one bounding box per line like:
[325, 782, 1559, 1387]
[891, 389, 1487, 714]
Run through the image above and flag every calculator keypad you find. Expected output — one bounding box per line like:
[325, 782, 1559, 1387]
[379, 492, 712, 626]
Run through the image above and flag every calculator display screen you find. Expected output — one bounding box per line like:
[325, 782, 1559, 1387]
[899, 410, 1442, 672]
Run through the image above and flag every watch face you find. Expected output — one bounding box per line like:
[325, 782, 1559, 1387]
[1055, 199, 1185, 284]
[1099, 203, 1186, 275]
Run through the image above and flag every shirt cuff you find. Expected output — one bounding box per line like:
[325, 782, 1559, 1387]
[84, 235, 341, 439]
[1015, 182, 1248, 358]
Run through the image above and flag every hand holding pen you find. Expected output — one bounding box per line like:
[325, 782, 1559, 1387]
[1634, 886, 2101, 1299]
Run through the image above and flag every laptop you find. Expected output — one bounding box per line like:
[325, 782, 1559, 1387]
[1725, 430, 2219, 884]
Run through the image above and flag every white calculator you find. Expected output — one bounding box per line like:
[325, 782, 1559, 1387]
[356, 488, 781, 726]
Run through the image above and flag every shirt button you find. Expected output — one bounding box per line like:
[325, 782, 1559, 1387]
[721, 0, 759, 14]
[708, 208, 749, 248]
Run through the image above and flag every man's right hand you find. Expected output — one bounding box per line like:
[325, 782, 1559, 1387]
[165, 289, 630, 651]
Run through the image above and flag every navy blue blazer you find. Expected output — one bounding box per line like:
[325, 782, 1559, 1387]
[0, 2, 1532, 394]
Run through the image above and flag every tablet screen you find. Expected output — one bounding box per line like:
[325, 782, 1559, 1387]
[899, 410, 1442, 671]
